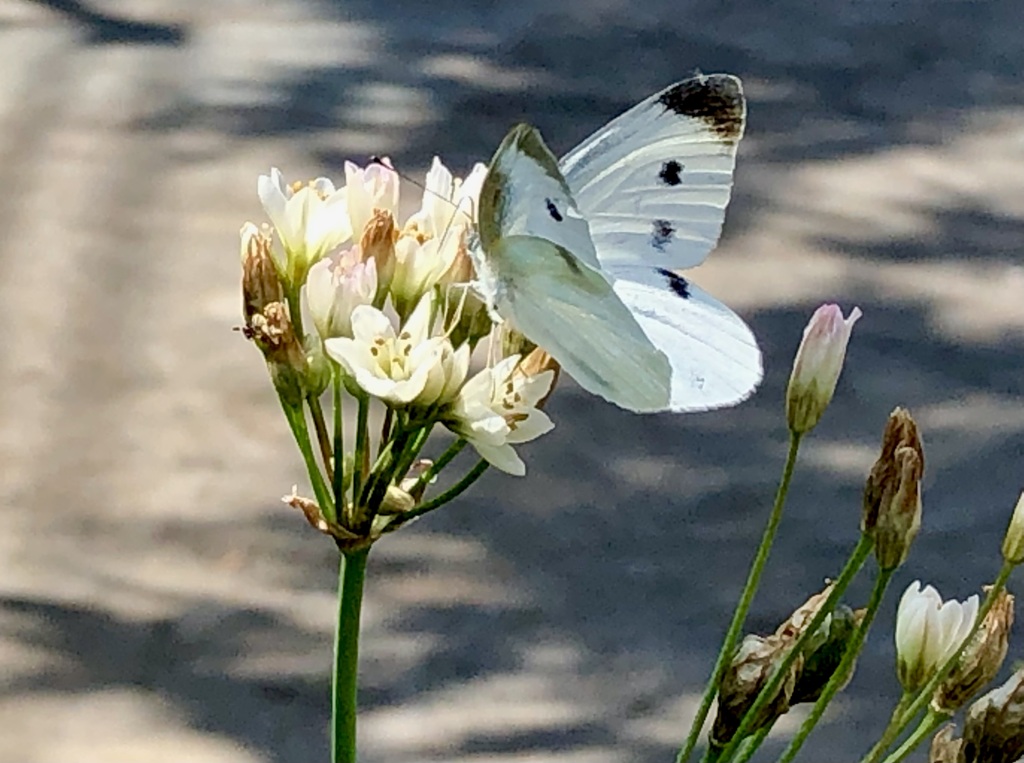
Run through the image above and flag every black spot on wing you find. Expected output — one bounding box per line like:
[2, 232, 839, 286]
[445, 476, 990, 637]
[651, 219, 675, 252]
[545, 197, 563, 222]
[656, 75, 744, 142]
[656, 268, 690, 299]
[658, 160, 683, 186]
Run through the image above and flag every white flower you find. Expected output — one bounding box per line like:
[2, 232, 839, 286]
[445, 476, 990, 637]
[345, 160, 400, 236]
[786, 304, 862, 433]
[390, 159, 488, 314]
[305, 246, 378, 340]
[896, 581, 979, 693]
[257, 168, 351, 287]
[324, 293, 453, 407]
[445, 355, 555, 476]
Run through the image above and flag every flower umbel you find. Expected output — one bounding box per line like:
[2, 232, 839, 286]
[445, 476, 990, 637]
[786, 304, 862, 433]
[896, 581, 979, 694]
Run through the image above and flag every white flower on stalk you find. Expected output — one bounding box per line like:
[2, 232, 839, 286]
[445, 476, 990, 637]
[305, 246, 378, 340]
[324, 292, 465, 407]
[896, 581, 979, 693]
[786, 304, 862, 433]
[257, 168, 351, 287]
[345, 160, 400, 236]
[445, 355, 555, 476]
[390, 159, 488, 315]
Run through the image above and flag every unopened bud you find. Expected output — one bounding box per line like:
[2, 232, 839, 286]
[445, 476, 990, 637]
[929, 725, 962, 763]
[240, 222, 284, 324]
[360, 209, 396, 303]
[962, 670, 1024, 763]
[863, 408, 925, 570]
[1001, 492, 1024, 565]
[786, 304, 862, 433]
[303, 334, 332, 398]
[934, 589, 1014, 714]
[711, 634, 800, 749]
[379, 485, 416, 515]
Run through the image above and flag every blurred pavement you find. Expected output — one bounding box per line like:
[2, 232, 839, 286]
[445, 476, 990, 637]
[1, 0, 1023, 761]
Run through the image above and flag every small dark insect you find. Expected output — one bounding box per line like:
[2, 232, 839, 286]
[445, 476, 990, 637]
[656, 267, 691, 299]
[545, 198, 563, 222]
[658, 160, 683, 186]
[651, 219, 675, 252]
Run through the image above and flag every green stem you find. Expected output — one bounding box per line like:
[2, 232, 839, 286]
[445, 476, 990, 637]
[733, 727, 771, 763]
[282, 400, 333, 516]
[860, 694, 915, 763]
[409, 438, 467, 495]
[385, 458, 489, 531]
[352, 396, 370, 515]
[878, 708, 948, 763]
[332, 548, 369, 763]
[677, 431, 804, 763]
[716, 535, 874, 763]
[776, 567, 896, 763]
[331, 368, 344, 524]
[309, 395, 335, 484]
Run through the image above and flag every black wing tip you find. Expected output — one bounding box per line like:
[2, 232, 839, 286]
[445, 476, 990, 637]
[656, 74, 745, 143]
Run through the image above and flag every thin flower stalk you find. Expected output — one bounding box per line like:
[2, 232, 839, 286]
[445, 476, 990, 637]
[680, 431, 804, 763]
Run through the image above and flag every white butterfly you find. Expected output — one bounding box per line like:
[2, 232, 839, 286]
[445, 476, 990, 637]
[471, 74, 762, 413]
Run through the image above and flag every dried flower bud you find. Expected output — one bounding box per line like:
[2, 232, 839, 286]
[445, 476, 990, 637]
[934, 589, 1014, 714]
[962, 670, 1024, 763]
[863, 408, 925, 570]
[1001, 491, 1024, 566]
[791, 604, 861, 705]
[786, 304, 862, 433]
[246, 302, 308, 407]
[359, 209, 397, 302]
[929, 725, 963, 763]
[240, 223, 284, 325]
[711, 634, 800, 749]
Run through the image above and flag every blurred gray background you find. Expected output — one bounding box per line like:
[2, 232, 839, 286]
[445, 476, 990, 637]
[1, 0, 1023, 761]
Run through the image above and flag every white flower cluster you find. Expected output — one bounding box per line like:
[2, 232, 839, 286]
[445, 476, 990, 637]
[241, 158, 556, 477]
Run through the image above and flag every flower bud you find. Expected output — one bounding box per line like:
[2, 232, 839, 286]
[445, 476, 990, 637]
[786, 304, 862, 433]
[303, 333, 332, 398]
[896, 581, 979, 694]
[962, 670, 1024, 763]
[934, 588, 1013, 714]
[711, 634, 800, 749]
[240, 222, 284, 325]
[1001, 491, 1024, 565]
[359, 209, 396, 303]
[379, 485, 416, 515]
[245, 302, 308, 407]
[863, 408, 925, 570]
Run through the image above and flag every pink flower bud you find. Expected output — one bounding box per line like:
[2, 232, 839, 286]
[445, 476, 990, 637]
[786, 304, 862, 433]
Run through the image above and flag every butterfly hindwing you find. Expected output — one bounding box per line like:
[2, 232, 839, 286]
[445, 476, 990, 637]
[475, 124, 672, 412]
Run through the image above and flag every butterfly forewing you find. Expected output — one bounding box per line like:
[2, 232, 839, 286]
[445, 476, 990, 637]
[561, 74, 746, 279]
